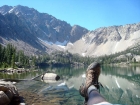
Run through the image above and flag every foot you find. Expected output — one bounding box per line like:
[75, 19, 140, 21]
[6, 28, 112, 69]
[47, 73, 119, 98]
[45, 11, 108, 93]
[79, 62, 101, 98]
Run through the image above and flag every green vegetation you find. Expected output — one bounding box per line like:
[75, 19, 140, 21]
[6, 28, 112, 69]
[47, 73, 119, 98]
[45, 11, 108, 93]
[36, 51, 94, 67]
[0, 44, 95, 69]
[0, 44, 31, 69]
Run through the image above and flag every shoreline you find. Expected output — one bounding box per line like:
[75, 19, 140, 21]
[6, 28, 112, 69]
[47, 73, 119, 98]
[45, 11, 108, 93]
[0, 68, 36, 73]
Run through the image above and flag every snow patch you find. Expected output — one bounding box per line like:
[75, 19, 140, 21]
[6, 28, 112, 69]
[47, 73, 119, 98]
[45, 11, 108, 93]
[55, 40, 67, 46]
[9, 7, 16, 13]
[82, 53, 86, 57]
[68, 42, 73, 46]
[3, 12, 8, 15]
[57, 45, 65, 49]
[82, 37, 85, 42]
[38, 37, 68, 48]
[55, 40, 68, 49]
[15, 12, 19, 15]
[53, 27, 60, 32]
[38, 38, 53, 45]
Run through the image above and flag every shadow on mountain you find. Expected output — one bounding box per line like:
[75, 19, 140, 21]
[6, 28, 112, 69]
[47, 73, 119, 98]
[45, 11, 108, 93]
[0, 13, 45, 52]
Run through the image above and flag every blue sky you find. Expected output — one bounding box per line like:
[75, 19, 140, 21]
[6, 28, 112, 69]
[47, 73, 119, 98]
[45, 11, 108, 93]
[0, 0, 140, 30]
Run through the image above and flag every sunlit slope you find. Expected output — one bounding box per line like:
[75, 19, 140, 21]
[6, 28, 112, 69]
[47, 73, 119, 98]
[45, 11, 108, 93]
[66, 23, 140, 57]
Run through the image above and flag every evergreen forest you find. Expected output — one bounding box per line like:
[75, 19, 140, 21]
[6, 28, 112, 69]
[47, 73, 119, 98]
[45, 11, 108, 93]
[0, 43, 140, 70]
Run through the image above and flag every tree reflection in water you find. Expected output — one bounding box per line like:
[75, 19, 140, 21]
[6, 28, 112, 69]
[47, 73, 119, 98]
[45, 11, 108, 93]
[0, 65, 140, 105]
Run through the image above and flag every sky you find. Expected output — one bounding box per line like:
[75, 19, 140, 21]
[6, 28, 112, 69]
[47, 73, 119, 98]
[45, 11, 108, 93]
[0, 0, 140, 30]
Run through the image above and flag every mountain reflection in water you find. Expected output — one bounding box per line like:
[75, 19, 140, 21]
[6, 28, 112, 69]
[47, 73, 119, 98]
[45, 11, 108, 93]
[0, 65, 140, 105]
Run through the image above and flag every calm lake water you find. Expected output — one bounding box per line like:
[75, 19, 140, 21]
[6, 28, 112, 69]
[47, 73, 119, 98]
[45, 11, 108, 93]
[0, 65, 140, 105]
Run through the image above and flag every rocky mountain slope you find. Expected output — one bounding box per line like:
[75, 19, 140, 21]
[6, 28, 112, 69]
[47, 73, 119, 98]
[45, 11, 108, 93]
[0, 5, 88, 55]
[0, 5, 140, 56]
[66, 23, 140, 57]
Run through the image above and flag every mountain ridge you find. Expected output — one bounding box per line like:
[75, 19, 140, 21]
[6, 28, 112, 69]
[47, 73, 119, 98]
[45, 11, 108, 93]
[0, 5, 89, 55]
[65, 22, 140, 56]
[0, 5, 140, 56]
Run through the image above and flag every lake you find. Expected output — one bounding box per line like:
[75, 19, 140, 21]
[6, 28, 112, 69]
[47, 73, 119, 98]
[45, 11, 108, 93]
[0, 65, 140, 105]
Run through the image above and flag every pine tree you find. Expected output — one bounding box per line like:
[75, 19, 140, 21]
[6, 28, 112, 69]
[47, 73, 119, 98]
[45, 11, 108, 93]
[11, 53, 15, 68]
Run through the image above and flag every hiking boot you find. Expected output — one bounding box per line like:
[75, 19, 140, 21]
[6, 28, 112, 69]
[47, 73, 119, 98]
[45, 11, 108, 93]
[79, 62, 101, 98]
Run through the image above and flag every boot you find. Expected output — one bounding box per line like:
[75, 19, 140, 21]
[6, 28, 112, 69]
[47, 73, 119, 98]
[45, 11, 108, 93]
[79, 62, 101, 99]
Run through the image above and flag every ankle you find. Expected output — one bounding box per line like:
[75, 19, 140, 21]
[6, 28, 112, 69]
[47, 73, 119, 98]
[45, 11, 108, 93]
[87, 85, 97, 96]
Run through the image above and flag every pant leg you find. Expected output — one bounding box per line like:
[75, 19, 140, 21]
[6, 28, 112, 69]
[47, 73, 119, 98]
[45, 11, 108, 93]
[87, 85, 108, 105]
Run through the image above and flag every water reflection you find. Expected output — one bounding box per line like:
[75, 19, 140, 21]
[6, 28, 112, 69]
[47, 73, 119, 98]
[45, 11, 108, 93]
[0, 66, 140, 105]
[0, 70, 43, 80]
[100, 65, 140, 105]
[54, 66, 140, 105]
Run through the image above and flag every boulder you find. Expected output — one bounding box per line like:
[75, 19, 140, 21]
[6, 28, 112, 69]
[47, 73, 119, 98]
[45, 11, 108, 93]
[0, 81, 20, 105]
[41, 73, 60, 81]
[0, 91, 10, 105]
[5, 90, 14, 101]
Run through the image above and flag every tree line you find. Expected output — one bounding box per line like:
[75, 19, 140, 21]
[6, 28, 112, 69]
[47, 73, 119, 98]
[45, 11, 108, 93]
[0, 44, 95, 69]
[0, 44, 32, 69]
[1, 43, 140, 69]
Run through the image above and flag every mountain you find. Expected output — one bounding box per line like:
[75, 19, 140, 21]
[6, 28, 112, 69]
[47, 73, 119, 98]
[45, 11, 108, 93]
[66, 23, 140, 57]
[0, 5, 89, 55]
[0, 5, 140, 56]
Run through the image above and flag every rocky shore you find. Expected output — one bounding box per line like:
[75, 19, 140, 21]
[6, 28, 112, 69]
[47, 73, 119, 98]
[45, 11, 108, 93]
[0, 73, 83, 105]
[0, 68, 30, 73]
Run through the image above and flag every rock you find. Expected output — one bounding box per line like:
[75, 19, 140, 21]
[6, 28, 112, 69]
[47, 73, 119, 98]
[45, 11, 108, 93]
[41, 73, 60, 81]
[7, 68, 13, 70]
[0, 85, 9, 92]
[70, 25, 89, 43]
[5, 90, 14, 101]
[3, 68, 31, 74]
[0, 81, 20, 104]
[0, 91, 10, 105]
